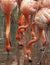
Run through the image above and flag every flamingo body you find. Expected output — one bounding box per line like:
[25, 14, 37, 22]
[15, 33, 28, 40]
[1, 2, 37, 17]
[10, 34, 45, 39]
[20, 0, 39, 15]
[37, 0, 50, 8]
[1, 0, 17, 14]
[35, 8, 50, 30]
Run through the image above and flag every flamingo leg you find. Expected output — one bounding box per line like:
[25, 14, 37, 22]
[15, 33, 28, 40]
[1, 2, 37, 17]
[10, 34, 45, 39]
[26, 27, 42, 61]
[16, 14, 25, 40]
[42, 30, 46, 46]
[41, 30, 48, 47]
[31, 22, 36, 39]
[16, 14, 30, 47]
[6, 14, 11, 54]
[18, 14, 25, 26]
[17, 15, 30, 33]
[16, 15, 30, 40]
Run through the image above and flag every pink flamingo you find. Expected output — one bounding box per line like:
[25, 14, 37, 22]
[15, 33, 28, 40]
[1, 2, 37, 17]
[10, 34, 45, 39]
[26, 0, 50, 61]
[16, 14, 25, 41]
[16, 0, 39, 43]
[0, 0, 17, 54]
[37, 0, 50, 8]
[26, 8, 50, 61]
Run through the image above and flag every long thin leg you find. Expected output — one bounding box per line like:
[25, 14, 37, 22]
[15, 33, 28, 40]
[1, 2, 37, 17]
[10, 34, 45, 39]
[31, 22, 36, 39]
[16, 15, 30, 47]
[18, 14, 25, 26]
[17, 15, 30, 33]
[26, 22, 36, 62]
[42, 30, 48, 46]
[6, 14, 11, 54]
[40, 30, 48, 51]
[26, 27, 42, 61]
[16, 14, 25, 40]
[16, 15, 30, 42]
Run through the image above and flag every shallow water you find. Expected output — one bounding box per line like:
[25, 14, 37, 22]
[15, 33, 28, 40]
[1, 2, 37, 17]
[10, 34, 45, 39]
[0, 12, 50, 65]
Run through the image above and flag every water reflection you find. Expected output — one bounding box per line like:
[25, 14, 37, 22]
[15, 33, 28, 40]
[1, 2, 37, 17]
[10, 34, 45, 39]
[6, 57, 11, 65]
[6, 55, 17, 65]
[0, 54, 18, 65]
[11, 56, 17, 65]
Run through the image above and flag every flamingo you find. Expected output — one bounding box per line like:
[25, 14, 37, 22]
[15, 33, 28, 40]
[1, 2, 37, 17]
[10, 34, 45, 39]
[16, 0, 44, 61]
[18, 0, 40, 33]
[16, 0, 39, 44]
[37, 0, 50, 8]
[0, 0, 17, 54]
[26, 8, 50, 61]
[26, 0, 50, 61]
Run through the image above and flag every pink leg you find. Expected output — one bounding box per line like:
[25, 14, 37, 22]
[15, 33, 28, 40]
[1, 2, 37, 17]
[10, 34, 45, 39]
[6, 14, 11, 54]
[42, 30, 48, 46]
[26, 27, 42, 61]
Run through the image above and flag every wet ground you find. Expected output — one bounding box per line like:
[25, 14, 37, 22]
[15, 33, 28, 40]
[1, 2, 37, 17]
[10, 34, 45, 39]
[0, 40, 50, 65]
[0, 13, 50, 65]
